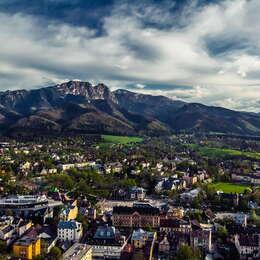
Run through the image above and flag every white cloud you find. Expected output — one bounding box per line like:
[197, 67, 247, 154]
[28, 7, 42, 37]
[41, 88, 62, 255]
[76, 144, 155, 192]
[0, 0, 259, 111]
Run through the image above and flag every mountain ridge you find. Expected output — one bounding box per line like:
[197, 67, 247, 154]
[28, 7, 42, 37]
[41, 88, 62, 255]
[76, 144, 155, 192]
[0, 80, 259, 137]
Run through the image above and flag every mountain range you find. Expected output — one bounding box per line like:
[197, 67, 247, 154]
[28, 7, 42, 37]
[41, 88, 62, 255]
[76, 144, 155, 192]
[0, 80, 260, 137]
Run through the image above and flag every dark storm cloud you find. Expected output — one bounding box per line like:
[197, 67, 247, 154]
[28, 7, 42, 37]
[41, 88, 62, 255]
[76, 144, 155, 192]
[0, 0, 259, 111]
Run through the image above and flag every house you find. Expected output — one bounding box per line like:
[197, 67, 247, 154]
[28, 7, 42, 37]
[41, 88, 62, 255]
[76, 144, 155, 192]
[197, 170, 206, 181]
[215, 212, 248, 226]
[218, 192, 239, 207]
[13, 236, 41, 260]
[156, 162, 164, 172]
[158, 235, 170, 254]
[166, 231, 190, 253]
[87, 225, 127, 259]
[76, 161, 96, 169]
[183, 175, 198, 186]
[131, 228, 156, 260]
[0, 217, 32, 244]
[88, 207, 96, 220]
[0, 225, 16, 245]
[57, 220, 83, 242]
[235, 234, 259, 259]
[190, 229, 212, 252]
[160, 219, 191, 234]
[105, 162, 123, 174]
[155, 177, 186, 193]
[63, 243, 92, 260]
[60, 200, 78, 220]
[112, 203, 160, 228]
[165, 207, 184, 219]
[231, 173, 260, 185]
[58, 164, 75, 171]
[129, 186, 146, 201]
[0, 215, 14, 226]
[40, 168, 57, 175]
[131, 228, 156, 249]
[38, 225, 57, 254]
[180, 188, 201, 203]
[20, 161, 31, 171]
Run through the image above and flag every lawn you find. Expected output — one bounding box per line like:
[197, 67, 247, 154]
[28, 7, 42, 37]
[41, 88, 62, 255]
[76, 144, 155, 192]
[98, 135, 143, 148]
[188, 144, 260, 160]
[208, 182, 250, 194]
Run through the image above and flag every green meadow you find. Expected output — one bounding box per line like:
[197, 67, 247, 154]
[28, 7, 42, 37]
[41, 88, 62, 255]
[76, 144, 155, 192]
[188, 144, 260, 160]
[98, 135, 143, 148]
[208, 182, 250, 194]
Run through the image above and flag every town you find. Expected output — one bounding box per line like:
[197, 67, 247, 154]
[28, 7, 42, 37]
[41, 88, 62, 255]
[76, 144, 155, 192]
[0, 133, 259, 259]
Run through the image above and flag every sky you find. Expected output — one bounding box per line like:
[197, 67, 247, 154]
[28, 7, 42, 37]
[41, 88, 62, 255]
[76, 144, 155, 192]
[0, 0, 259, 112]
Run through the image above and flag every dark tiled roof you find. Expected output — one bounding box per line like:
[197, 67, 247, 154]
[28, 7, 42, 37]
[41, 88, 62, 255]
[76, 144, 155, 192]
[113, 205, 159, 215]
[58, 221, 77, 229]
[14, 236, 39, 246]
[160, 218, 189, 228]
[94, 225, 117, 240]
[239, 234, 259, 247]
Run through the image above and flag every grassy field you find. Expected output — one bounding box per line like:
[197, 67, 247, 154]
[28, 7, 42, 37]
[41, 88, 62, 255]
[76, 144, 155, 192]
[98, 135, 143, 148]
[208, 182, 250, 194]
[188, 144, 260, 160]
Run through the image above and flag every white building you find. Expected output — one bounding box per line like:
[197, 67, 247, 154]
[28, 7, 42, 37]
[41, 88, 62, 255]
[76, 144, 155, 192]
[215, 212, 248, 226]
[57, 221, 83, 241]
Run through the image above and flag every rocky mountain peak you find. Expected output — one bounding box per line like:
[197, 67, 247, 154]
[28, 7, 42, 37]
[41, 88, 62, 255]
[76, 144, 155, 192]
[55, 80, 117, 102]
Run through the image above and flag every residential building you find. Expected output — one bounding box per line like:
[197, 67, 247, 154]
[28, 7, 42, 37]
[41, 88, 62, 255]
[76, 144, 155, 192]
[218, 192, 239, 207]
[180, 188, 201, 203]
[13, 236, 41, 260]
[231, 173, 260, 185]
[112, 203, 160, 228]
[129, 186, 146, 201]
[183, 175, 198, 186]
[131, 228, 157, 260]
[88, 207, 96, 220]
[235, 234, 259, 259]
[60, 200, 78, 220]
[155, 177, 186, 193]
[160, 219, 191, 234]
[215, 212, 248, 226]
[57, 220, 83, 241]
[58, 163, 75, 171]
[17, 220, 33, 237]
[105, 162, 123, 174]
[87, 225, 127, 259]
[63, 243, 92, 260]
[38, 225, 57, 254]
[131, 228, 156, 249]
[158, 235, 170, 254]
[0, 225, 16, 245]
[190, 229, 212, 252]
[165, 207, 184, 219]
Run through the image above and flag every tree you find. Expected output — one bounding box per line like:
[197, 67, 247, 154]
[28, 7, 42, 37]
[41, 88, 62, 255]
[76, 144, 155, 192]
[175, 244, 201, 260]
[49, 246, 62, 260]
[217, 225, 228, 242]
[145, 224, 153, 232]
[188, 210, 202, 222]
